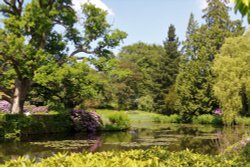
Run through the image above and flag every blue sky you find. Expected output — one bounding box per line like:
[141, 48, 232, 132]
[0, 0, 249, 53]
[92, 0, 249, 52]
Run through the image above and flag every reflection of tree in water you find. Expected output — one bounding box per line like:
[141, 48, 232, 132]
[215, 126, 250, 153]
[89, 137, 102, 152]
[102, 131, 133, 143]
[178, 136, 218, 154]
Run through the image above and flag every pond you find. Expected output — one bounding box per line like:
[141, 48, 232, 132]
[0, 123, 250, 163]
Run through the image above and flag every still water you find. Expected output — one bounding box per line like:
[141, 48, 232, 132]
[0, 123, 249, 163]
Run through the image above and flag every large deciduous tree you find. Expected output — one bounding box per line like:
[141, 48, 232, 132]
[118, 42, 165, 111]
[0, 1, 127, 114]
[213, 32, 250, 125]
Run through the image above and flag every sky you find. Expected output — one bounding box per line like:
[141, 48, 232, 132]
[73, 0, 249, 53]
[0, 0, 248, 53]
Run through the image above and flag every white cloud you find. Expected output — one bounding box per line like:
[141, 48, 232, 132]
[72, 0, 114, 16]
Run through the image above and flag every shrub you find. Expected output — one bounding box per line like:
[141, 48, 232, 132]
[104, 112, 131, 131]
[235, 116, 250, 125]
[71, 109, 103, 132]
[0, 100, 11, 113]
[192, 114, 222, 125]
[242, 142, 250, 162]
[2, 146, 249, 167]
[214, 108, 223, 116]
[0, 113, 72, 138]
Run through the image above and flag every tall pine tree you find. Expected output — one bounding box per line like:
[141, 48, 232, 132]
[155, 24, 180, 113]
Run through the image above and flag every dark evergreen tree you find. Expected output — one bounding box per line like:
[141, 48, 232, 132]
[155, 24, 180, 113]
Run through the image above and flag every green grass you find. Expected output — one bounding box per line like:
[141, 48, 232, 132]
[96, 110, 180, 129]
[96, 110, 157, 124]
[235, 116, 250, 126]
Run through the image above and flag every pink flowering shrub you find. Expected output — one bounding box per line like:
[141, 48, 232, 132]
[71, 109, 103, 132]
[0, 100, 11, 113]
[214, 108, 223, 116]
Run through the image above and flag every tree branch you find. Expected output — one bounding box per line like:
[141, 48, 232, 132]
[0, 94, 12, 103]
[70, 46, 95, 57]
[9, 57, 23, 80]
[0, 86, 12, 97]
[1, 0, 22, 16]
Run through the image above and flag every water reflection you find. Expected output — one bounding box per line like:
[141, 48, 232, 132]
[0, 124, 250, 163]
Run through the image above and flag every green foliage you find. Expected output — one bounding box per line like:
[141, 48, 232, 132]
[0, 113, 72, 139]
[113, 42, 165, 110]
[242, 142, 250, 161]
[192, 114, 222, 125]
[103, 112, 131, 131]
[234, 0, 250, 23]
[1, 146, 249, 167]
[155, 24, 180, 113]
[213, 32, 250, 125]
[0, 1, 127, 113]
[176, 1, 244, 118]
[235, 116, 250, 125]
[137, 95, 154, 112]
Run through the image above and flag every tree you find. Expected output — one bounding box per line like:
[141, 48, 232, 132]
[176, 0, 244, 120]
[184, 13, 199, 60]
[234, 0, 250, 23]
[175, 14, 203, 120]
[118, 42, 165, 111]
[213, 32, 250, 125]
[31, 59, 100, 109]
[0, 1, 127, 114]
[155, 24, 180, 113]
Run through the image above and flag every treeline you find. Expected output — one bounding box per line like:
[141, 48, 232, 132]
[0, 0, 250, 125]
[91, 0, 250, 125]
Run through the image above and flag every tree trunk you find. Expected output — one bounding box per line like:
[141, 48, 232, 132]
[11, 79, 30, 114]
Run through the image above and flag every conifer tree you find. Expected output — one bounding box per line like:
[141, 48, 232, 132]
[155, 24, 180, 113]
